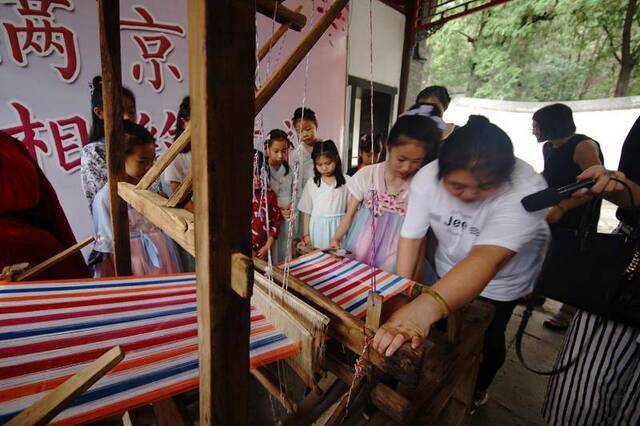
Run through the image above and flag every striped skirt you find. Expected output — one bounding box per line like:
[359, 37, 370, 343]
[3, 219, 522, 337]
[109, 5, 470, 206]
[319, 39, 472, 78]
[543, 309, 640, 425]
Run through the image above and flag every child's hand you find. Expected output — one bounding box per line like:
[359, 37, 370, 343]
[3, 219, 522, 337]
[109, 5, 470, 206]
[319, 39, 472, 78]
[256, 244, 269, 259]
[329, 239, 340, 250]
[297, 235, 311, 250]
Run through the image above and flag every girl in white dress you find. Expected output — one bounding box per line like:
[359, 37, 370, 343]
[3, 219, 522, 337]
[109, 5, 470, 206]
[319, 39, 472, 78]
[265, 129, 295, 263]
[298, 140, 349, 250]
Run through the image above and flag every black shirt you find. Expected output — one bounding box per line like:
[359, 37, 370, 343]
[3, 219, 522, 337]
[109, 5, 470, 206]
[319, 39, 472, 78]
[542, 134, 604, 229]
[617, 117, 640, 226]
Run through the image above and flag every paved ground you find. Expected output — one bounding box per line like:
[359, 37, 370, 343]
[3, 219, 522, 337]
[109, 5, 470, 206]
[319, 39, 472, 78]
[471, 300, 567, 426]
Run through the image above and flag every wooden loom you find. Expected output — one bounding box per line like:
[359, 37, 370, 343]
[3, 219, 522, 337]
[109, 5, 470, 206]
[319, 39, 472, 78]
[97, 1, 494, 424]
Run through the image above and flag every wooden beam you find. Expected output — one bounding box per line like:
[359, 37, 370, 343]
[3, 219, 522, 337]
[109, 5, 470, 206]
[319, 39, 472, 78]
[258, 4, 304, 61]
[398, 0, 420, 113]
[7, 346, 124, 426]
[253, 258, 423, 386]
[251, 367, 298, 413]
[256, 0, 307, 31]
[137, 126, 191, 191]
[370, 383, 410, 424]
[187, 1, 255, 424]
[165, 171, 193, 208]
[97, 0, 131, 276]
[118, 183, 195, 257]
[15, 237, 94, 281]
[255, 0, 350, 114]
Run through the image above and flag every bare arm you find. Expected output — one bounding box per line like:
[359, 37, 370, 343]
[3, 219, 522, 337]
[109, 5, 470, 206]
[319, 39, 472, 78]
[548, 140, 602, 223]
[575, 166, 640, 208]
[372, 245, 515, 356]
[330, 196, 360, 247]
[302, 213, 311, 245]
[396, 237, 423, 280]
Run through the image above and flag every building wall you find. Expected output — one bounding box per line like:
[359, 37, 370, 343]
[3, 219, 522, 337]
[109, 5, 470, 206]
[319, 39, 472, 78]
[347, 0, 405, 107]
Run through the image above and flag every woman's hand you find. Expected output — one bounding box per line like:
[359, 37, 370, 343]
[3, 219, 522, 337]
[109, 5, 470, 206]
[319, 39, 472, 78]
[329, 239, 340, 250]
[546, 205, 565, 225]
[575, 166, 627, 198]
[256, 244, 269, 259]
[372, 294, 442, 356]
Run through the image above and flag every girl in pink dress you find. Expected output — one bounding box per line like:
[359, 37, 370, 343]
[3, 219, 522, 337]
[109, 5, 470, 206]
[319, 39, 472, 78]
[91, 121, 182, 277]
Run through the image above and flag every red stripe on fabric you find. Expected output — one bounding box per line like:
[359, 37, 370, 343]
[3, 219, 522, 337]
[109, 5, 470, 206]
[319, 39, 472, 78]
[0, 288, 195, 314]
[51, 378, 199, 426]
[312, 264, 371, 294]
[323, 270, 377, 299]
[0, 297, 197, 326]
[0, 328, 199, 380]
[0, 316, 196, 358]
[293, 258, 340, 280]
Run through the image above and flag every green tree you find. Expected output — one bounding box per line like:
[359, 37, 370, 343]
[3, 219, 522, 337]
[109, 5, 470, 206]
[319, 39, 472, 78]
[422, 0, 639, 100]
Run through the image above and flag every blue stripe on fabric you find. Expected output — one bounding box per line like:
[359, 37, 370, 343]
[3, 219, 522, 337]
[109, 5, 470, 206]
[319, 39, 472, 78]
[250, 332, 288, 351]
[0, 306, 196, 340]
[312, 262, 361, 288]
[0, 359, 199, 424]
[0, 275, 196, 294]
[287, 252, 326, 270]
[0, 334, 292, 424]
[342, 276, 404, 313]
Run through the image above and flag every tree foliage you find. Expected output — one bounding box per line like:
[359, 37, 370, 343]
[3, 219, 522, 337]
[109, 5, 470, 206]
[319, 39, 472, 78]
[422, 0, 640, 100]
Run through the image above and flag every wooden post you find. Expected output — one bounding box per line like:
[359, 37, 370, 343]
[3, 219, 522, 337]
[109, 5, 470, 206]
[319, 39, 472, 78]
[187, 1, 255, 424]
[97, 0, 131, 275]
[398, 0, 420, 114]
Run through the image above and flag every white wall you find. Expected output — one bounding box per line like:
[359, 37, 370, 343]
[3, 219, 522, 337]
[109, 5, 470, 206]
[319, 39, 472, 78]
[347, 0, 405, 91]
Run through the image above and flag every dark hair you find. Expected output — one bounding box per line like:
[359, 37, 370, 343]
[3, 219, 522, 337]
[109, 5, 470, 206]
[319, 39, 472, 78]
[438, 115, 515, 184]
[532, 103, 576, 140]
[311, 140, 346, 188]
[265, 129, 291, 176]
[175, 96, 191, 152]
[292, 107, 318, 127]
[359, 133, 383, 154]
[89, 76, 137, 142]
[388, 103, 443, 165]
[416, 85, 451, 111]
[123, 120, 154, 155]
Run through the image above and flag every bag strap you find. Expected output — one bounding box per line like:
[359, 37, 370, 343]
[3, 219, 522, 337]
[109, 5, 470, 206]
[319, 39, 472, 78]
[515, 302, 603, 375]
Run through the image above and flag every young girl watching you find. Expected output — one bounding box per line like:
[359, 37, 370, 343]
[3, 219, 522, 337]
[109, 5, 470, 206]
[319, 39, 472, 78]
[81, 75, 137, 210]
[252, 150, 282, 260]
[91, 121, 182, 277]
[292, 107, 322, 187]
[298, 140, 350, 250]
[264, 129, 294, 262]
[329, 104, 443, 273]
[347, 133, 383, 176]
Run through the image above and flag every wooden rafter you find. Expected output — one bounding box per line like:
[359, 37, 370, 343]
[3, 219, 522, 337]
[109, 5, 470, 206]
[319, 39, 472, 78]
[417, 0, 514, 30]
[256, 0, 307, 31]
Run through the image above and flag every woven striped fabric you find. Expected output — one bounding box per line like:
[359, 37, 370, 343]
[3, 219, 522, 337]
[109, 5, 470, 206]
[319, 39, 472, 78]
[0, 274, 301, 425]
[285, 250, 415, 318]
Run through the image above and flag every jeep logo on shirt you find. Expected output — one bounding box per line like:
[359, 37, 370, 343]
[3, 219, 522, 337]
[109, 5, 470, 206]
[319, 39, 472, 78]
[444, 214, 480, 236]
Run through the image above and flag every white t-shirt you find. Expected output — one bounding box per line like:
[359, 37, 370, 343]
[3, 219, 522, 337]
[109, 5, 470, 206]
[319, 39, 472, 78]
[298, 177, 350, 216]
[401, 159, 550, 301]
[163, 151, 192, 186]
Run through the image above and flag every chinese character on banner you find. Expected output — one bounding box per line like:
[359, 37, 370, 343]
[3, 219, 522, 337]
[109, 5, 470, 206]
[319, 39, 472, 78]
[1, 101, 89, 173]
[138, 111, 177, 150]
[120, 6, 186, 93]
[1, 101, 49, 161]
[49, 115, 87, 172]
[0, 0, 80, 82]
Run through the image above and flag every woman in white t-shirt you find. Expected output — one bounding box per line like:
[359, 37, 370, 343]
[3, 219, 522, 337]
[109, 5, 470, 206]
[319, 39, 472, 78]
[372, 116, 550, 412]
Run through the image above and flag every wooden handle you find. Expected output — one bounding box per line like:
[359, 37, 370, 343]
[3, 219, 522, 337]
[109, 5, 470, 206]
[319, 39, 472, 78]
[16, 236, 95, 282]
[7, 346, 124, 426]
